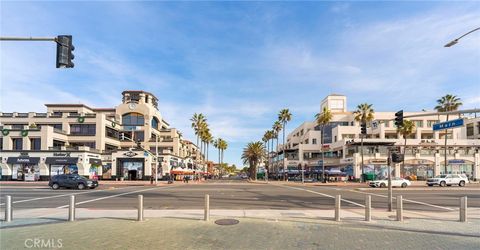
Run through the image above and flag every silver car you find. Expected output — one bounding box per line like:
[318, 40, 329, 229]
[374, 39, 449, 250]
[426, 174, 469, 187]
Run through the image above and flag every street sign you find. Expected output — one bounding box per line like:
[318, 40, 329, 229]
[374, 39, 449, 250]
[432, 118, 464, 131]
[371, 120, 379, 129]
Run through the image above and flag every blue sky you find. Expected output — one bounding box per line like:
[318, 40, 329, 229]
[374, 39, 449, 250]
[1, 1, 479, 168]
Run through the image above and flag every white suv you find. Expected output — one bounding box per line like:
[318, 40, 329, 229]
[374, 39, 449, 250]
[426, 174, 469, 187]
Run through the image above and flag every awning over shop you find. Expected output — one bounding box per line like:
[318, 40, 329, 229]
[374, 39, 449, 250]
[45, 157, 79, 165]
[7, 157, 40, 164]
[89, 158, 102, 165]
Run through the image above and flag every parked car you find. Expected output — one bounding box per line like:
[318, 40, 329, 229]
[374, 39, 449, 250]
[49, 174, 99, 190]
[369, 177, 411, 188]
[426, 174, 469, 187]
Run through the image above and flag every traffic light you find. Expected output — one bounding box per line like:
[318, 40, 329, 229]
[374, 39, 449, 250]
[56, 35, 74, 68]
[360, 122, 367, 135]
[395, 110, 404, 128]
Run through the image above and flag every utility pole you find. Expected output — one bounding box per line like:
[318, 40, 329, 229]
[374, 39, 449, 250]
[387, 148, 393, 212]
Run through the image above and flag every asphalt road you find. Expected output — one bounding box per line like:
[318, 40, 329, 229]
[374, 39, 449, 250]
[0, 180, 479, 212]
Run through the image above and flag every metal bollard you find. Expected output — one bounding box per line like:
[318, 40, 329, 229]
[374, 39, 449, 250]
[335, 195, 341, 222]
[137, 195, 144, 221]
[68, 195, 75, 222]
[396, 195, 403, 222]
[460, 196, 467, 222]
[365, 195, 371, 222]
[5, 195, 12, 222]
[204, 194, 210, 221]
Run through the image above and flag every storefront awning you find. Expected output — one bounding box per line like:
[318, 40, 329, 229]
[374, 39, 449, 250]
[89, 158, 102, 165]
[7, 157, 40, 164]
[45, 157, 79, 164]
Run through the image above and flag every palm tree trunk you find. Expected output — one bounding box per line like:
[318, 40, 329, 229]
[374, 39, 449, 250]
[321, 125, 325, 183]
[444, 114, 449, 174]
[282, 122, 286, 181]
[402, 137, 407, 178]
[361, 135, 364, 182]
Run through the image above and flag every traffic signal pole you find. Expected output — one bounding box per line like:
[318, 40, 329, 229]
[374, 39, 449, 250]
[0, 37, 56, 41]
[1, 35, 75, 68]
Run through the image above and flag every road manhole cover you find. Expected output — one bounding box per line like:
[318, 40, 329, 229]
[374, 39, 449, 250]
[215, 219, 239, 226]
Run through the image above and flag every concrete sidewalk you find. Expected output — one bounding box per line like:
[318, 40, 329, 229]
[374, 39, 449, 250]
[1, 215, 479, 250]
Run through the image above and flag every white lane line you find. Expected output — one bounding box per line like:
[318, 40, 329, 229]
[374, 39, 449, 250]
[273, 184, 365, 208]
[56, 186, 175, 208]
[0, 186, 135, 206]
[348, 189, 455, 211]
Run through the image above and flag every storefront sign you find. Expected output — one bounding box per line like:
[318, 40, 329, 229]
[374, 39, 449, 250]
[19, 152, 29, 157]
[123, 151, 138, 157]
[448, 159, 465, 164]
[45, 157, 79, 164]
[7, 157, 40, 164]
[53, 152, 71, 157]
[370, 159, 387, 164]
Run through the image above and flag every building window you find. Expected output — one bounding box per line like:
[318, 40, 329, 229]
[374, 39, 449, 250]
[122, 113, 144, 126]
[427, 120, 437, 127]
[414, 120, 423, 128]
[53, 140, 65, 147]
[11, 124, 27, 130]
[30, 138, 41, 150]
[70, 141, 96, 148]
[466, 124, 474, 137]
[383, 120, 390, 127]
[304, 139, 308, 144]
[312, 139, 317, 144]
[70, 124, 96, 136]
[12, 138, 23, 150]
[151, 117, 159, 130]
[330, 99, 344, 110]
[52, 124, 63, 130]
[106, 127, 119, 139]
[134, 131, 145, 142]
[105, 144, 117, 152]
[0, 138, 3, 150]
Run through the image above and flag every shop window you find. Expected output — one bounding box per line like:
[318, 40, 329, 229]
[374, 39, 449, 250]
[30, 138, 41, 150]
[122, 113, 144, 126]
[70, 124, 96, 136]
[12, 138, 23, 150]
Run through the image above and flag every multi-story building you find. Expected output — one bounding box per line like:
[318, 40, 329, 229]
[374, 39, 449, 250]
[271, 94, 480, 181]
[0, 90, 204, 181]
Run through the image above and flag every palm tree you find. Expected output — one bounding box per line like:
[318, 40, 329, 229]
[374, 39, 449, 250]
[272, 121, 282, 176]
[190, 113, 206, 159]
[397, 120, 415, 178]
[219, 139, 228, 166]
[315, 107, 333, 182]
[278, 109, 292, 181]
[434, 94, 462, 174]
[262, 132, 269, 179]
[203, 131, 213, 164]
[353, 103, 375, 182]
[241, 141, 265, 180]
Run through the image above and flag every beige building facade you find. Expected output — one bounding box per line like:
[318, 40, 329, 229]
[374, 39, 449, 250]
[0, 90, 203, 181]
[271, 94, 480, 181]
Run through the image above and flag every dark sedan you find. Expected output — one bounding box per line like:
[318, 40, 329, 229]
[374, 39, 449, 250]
[49, 174, 99, 190]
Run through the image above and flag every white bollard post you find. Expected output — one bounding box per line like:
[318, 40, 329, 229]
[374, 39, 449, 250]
[365, 195, 371, 222]
[396, 195, 403, 222]
[137, 195, 144, 221]
[335, 195, 341, 222]
[204, 194, 210, 221]
[5, 195, 12, 222]
[68, 195, 75, 222]
[460, 196, 467, 222]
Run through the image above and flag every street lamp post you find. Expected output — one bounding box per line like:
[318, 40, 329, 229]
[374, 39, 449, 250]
[444, 27, 480, 47]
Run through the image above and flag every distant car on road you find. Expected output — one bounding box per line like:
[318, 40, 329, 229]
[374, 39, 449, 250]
[369, 177, 411, 188]
[426, 174, 469, 187]
[49, 174, 98, 190]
